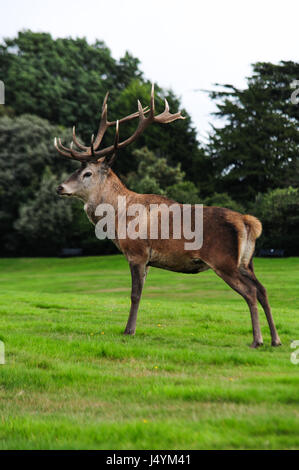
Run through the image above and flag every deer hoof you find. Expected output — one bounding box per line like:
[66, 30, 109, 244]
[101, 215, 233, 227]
[250, 340, 263, 348]
[272, 339, 282, 347]
[124, 328, 135, 335]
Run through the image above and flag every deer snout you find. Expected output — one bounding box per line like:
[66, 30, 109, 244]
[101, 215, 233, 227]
[56, 185, 65, 195]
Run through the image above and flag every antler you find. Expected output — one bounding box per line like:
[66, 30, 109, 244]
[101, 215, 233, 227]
[54, 84, 185, 163]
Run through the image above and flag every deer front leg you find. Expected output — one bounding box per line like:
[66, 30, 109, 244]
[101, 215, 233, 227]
[124, 263, 149, 335]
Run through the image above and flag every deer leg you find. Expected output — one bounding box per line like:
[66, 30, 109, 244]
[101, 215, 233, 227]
[215, 269, 263, 348]
[256, 282, 281, 346]
[124, 263, 149, 335]
[246, 261, 281, 346]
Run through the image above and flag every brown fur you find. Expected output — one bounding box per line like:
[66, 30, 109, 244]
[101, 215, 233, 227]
[57, 162, 281, 348]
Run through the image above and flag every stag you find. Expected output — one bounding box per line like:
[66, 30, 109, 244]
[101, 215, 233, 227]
[55, 85, 281, 348]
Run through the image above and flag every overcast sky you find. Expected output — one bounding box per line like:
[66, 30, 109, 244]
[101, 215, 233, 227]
[1, 0, 298, 142]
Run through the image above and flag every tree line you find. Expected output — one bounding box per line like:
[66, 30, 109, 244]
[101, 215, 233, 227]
[0, 31, 298, 256]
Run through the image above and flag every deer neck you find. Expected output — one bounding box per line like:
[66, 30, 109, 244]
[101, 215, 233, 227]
[84, 169, 134, 224]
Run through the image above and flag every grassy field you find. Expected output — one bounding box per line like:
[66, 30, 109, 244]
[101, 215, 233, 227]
[0, 255, 298, 450]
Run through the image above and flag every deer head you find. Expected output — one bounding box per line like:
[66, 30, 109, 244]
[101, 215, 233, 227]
[55, 85, 185, 201]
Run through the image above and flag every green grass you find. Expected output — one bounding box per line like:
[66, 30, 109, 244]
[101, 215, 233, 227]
[0, 255, 298, 450]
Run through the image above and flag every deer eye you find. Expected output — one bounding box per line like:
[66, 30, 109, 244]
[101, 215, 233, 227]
[83, 172, 92, 178]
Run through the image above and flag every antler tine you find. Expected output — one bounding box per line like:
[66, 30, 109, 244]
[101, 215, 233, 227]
[109, 106, 150, 126]
[102, 91, 109, 111]
[58, 138, 73, 154]
[150, 83, 155, 118]
[54, 137, 89, 162]
[90, 134, 95, 157]
[69, 142, 93, 161]
[165, 98, 170, 112]
[114, 120, 119, 150]
[138, 99, 146, 120]
[72, 126, 89, 151]
[154, 97, 186, 124]
[105, 119, 120, 166]
[92, 93, 110, 151]
[54, 137, 72, 158]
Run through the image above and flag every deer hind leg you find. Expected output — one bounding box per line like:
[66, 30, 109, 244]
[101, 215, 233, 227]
[124, 263, 149, 335]
[215, 268, 263, 348]
[242, 260, 281, 346]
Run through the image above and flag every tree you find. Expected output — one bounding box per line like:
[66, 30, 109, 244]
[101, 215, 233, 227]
[0, 31, 207, 187]
[125, 146, 200, 204]
[251, 187, 299, 255]
[208, 61, 299, 203]
[0, 114, 83, 255]
[202, 193, 244, 213]
[14, 168, 74, 255]
[126, 147, 186, 189]
[0, 113, 121, 256]
[112, 80, 208, 183]
[0, 31, 141, 141]
[166, 181, 200, 204]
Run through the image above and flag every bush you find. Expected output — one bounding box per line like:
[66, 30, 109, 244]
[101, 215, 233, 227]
[251, 187, 299, 255]
[126, 147, 200, 205]
[203, 192, 245, 213]
[14, 168, 73, 255]
[166, 181, 200, 204]
[0, 114, 116, 256]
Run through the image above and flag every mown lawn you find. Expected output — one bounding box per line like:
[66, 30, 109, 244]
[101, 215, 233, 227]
[0, 255, 298, 450]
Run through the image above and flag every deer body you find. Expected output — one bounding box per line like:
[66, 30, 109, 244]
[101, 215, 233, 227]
[55, 86, 281, 348]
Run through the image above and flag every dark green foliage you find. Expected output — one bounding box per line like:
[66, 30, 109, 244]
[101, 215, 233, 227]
[166, 181, 200, 205]
[125, 147, 199, 204]
[203, 193, 245, 213]
[14, 168, 74, 255]
[100, 79, 205, 181]
[0, 114, 111, 256]
[250, 187, 299, 255]
[0, 31, 135, 138]
[0, 31, 204, 182]
[0, 114, 74, 255]
[208, 61, 299, 203]
[126, 147, 184, 194]
[1, 30, 298, 255]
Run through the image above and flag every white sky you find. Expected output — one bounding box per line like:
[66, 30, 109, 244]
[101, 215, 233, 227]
[1, 0, 298, 142]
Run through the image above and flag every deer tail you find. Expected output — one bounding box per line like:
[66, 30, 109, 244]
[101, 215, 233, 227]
[239, 214, 262, 267]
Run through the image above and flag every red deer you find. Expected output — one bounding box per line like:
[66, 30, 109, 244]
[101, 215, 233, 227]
[55, 86, 281, 348]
